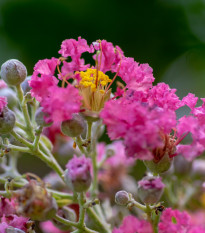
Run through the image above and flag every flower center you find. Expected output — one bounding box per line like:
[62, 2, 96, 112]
[79, 68, 112, 93]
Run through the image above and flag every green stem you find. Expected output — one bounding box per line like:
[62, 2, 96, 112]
[87, 208, 111, 233]
[78, 192, 86, 226]
[76, 136, 87, 155]
[91, 151, 98, 198]
[10, 131, 33, 149]
[131, 199, 147, 211]
[54, 214, 79, 228]
[33, 127, 43, 150]
[16, 84, 34, 139]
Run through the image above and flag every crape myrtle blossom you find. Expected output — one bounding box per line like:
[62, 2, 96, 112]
[100, 82, 205, 161]
[158, 208, 205, 233]
[112, 215, 152, 233]
[29, 37, 155, 124]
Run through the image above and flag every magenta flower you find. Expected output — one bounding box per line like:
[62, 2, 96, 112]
[65, 155, 92, 192]
[112, 215, 152, 233]
[159, 208, 191, 233]
[138, 177, 165, 190]
[0, 197, 16, 217]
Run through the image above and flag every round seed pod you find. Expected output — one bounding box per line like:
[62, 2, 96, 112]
[0, 108, 16, 134]
[35, 107, 52, 127]
[115, 190, 130, 206]
[1, 59, 27, 86]
[61, 114, 86, 137]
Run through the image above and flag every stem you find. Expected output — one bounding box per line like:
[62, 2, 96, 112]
[91, 151, 98, 198]
[54, 214, 79, 228]
[10, 131, 33, 149]
[78, 192, 86, 226]
[48, 189, 73, 200]
[87, 208, 111, 233]
[76, 136, 87, 155]
[33, 127, 43, 150]
[131, 199, 147, 211]
[87, 121, 92, 153]
[16, 84, 34, 139]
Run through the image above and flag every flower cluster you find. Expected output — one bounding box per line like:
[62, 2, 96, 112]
[0, 37, 205, 233]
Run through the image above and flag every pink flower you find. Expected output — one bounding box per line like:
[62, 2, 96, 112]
[65, 155, 92, 192]
[59, 37, 93, 58]
[158, 208, 191, 233]
[117, 57, 154, 92]
[66, 155, 91, 181]
[0, 96, 7, 113]
[100, 96, 176, 160]
[40, 221, 70, 233]
[1, 214, 29, 232]
[33, 57, 58, 76]
[148, 83, 181, 110]
[93, 40, 123, 73]
[29, 74, 58, 102]
[112, 215, 152, 233]
[138, 177, 165, 190]
[182, 93, 198, 111]
[0, 197, 16, 217]
[40, 85, 82, 123]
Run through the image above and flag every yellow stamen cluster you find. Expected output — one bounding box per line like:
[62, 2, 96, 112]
[79, 69, 112, 93]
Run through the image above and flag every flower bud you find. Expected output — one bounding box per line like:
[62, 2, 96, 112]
[1, 59, 27, 86]
[0, 108, 16, 134]
[144, 152, 173, 174]
[13, 180, 57, 221]
[0, 88, 17, 109]
[137, 176, 165, 204]
[61, 114, 86, 137]
[115, 190, 130, 206]
[35, 107, 52, 127]
[65, 155, 92, 192]
[53, 206, 76, 231]
[21, 76, 31, 94]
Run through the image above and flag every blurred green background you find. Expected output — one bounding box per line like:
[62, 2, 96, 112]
[1, 0, 205, 231]
[1, 0, 205, 99]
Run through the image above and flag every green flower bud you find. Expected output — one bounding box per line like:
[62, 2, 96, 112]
[61, 114, 86, 137]
[0, 88, 17, 109]
[1, 59, 27, 86]
[35, 107, 52, 127]
[115, 190, 130, 206]
[21, 76, 31, 94]
[144, 153, 173, 174]
[0, 108, 16, 134]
